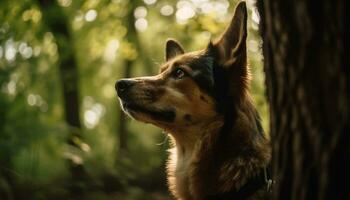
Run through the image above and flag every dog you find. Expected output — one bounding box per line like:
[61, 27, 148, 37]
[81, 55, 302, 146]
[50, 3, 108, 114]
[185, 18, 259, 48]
[116, 1, 271, 199]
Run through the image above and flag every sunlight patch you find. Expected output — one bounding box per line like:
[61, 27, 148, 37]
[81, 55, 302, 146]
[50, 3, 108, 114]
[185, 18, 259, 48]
[134, 6, 147, 18]
[135, 18, 148, 32]
[160, 5, 174, 16]
[85, 9, 97, 22]
[83, 97, 106, 129]
[176, 3, 195, 24]
[143, 0, 157, 5]
[104, 39, 120, 62]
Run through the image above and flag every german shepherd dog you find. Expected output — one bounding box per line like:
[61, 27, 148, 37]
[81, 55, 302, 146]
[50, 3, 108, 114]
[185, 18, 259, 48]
[116, 2, 271, 199]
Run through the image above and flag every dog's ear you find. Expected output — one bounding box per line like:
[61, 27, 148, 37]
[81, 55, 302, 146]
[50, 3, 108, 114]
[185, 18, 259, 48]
[208, 1, 249, 100]
[214, 1, 247, 67]
[165, 39, 185, 61]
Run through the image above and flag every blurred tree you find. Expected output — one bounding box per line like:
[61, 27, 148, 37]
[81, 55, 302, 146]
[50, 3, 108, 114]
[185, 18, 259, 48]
[258, 0, 348, 199]
[37, 0, 81, 143]
[117, 0, 154, 151]
[117, 2, 135, 150]
[37, 0, 88, 193]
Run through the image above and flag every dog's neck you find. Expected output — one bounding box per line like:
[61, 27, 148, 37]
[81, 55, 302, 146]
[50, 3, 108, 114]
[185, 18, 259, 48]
[165, 117, 225, 200]
[165, 102, 271, 200]
[167, 116, 224, 157]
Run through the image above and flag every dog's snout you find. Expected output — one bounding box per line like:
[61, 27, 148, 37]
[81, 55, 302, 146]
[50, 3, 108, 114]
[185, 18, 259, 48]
[116, 79, 134, 98]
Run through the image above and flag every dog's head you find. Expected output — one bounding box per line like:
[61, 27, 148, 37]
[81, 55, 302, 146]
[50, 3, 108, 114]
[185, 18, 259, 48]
[116, 2, 249, 133]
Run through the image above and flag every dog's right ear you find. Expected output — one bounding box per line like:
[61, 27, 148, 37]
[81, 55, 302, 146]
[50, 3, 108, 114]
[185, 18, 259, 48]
[165, 39, 185, 61]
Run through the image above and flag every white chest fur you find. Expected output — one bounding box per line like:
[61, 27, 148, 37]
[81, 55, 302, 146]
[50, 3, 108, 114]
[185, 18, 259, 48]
[168, 145, 195, 200]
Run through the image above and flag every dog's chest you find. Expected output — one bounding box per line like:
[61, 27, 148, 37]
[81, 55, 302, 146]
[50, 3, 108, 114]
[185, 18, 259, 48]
[168, 147, 196, 200]
[176, 153, 192, 199]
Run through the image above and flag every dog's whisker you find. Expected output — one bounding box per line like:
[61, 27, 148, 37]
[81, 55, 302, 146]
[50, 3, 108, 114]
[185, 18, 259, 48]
[156, 133, 169, 146]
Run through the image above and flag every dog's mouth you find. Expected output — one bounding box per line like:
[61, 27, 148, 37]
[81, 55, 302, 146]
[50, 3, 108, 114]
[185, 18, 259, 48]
[121, 101, 176, 123]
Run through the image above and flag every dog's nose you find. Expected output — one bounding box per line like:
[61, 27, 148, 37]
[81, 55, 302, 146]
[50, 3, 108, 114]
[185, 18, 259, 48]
[116, 79, 134, 97]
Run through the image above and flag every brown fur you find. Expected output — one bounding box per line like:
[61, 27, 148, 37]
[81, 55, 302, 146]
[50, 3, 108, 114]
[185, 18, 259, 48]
[116, 2, 271, 199]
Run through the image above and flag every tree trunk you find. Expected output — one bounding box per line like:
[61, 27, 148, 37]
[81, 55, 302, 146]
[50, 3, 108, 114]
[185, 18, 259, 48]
[37, 0, 82, 135]
[116, 3, 135, 151]
[117, 0, 154, 150]
[257, 0, 349, 199]
[37, 0, 88, 193]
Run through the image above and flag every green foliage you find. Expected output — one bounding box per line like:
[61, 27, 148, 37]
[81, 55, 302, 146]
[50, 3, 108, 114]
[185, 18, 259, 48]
[0, 0, 268, 199]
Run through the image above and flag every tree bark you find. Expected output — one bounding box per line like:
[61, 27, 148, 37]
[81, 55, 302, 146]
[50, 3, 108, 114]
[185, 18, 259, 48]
[257, 0, 349, 199]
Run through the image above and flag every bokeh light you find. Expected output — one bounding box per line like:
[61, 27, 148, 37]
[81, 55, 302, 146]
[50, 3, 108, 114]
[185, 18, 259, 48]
[85, 9, 98, 22]
[143, 0, 157, 5]
[135, 18, 148, 31]
[134, 6, 148, 18]
[160, 5, 174, 16]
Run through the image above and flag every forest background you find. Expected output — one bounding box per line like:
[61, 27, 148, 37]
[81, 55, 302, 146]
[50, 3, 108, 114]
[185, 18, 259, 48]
[0, 0, 267, 199]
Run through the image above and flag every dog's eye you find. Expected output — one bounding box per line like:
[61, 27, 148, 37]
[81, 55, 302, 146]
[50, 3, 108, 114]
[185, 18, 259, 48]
[172, 68, 186, 79]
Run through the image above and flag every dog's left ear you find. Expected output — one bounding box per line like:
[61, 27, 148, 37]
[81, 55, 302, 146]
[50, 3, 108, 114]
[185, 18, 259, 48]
[165, 39, 185, 61]
[209, 1, 249, 98]
[213, 1, 247, 67]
